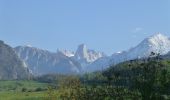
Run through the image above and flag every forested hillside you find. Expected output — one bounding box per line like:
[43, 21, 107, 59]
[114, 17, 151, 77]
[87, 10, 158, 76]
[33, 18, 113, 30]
[43, 53, 170, 100]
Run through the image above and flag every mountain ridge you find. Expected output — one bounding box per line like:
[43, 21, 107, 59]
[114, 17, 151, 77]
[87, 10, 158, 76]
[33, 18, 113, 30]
[85, 33, 170, 72]
[12, 33, 170, 74]
[15, 46, 81, 75]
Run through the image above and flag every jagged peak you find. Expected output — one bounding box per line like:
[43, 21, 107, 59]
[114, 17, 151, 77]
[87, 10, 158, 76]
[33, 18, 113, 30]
[79, 43, 86, 46]
[25, 44, 32, 47]
[138, 33, 170, 47]
[15, 46, 50, 54]
[57, 49, 74, 57]
[75, 44, 88, 58]
[16, 45, 37, 50]
[77, 44, 87, 50]
[147, 33, 170, 46]
[148, 33, 169, 41]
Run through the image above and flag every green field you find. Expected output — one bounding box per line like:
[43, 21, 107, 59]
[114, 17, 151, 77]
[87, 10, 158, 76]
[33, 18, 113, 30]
[0, 80, 48, 100]
[0, 91, 46, 100]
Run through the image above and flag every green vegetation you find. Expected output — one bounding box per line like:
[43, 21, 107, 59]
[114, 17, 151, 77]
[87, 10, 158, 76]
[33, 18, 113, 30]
[45, 53, 170, 100]
[0, 80, 47, 92]
[1, 53, 170, 100]
[0, 80, 48, 100]
[0, 91, 46, 100]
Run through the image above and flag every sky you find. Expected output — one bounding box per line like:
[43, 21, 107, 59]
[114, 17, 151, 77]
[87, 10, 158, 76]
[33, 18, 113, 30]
[0, 0, 170, 55]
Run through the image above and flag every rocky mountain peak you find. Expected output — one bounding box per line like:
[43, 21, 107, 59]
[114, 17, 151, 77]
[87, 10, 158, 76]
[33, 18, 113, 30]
[75, 44, 88, 60]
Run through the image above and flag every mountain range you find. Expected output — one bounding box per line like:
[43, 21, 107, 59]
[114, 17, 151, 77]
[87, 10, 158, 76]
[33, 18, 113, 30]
[15, 46, 81, 75]
[14, 44, 105, 75]
[86, 33, 170, 72]
[1, 33, 170, 78]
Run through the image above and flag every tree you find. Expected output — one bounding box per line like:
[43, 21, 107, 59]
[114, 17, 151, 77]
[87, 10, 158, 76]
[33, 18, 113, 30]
[132, 52, 170, 100]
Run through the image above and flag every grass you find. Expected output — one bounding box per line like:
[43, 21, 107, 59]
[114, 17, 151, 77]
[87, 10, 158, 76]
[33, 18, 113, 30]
[0, 91, 46, 100]
[0, 80, 48, 91]
[0, 80, 49, 100]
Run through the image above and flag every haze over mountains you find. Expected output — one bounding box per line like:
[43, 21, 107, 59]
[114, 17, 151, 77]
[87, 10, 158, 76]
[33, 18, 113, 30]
[1, 33, 170, 78]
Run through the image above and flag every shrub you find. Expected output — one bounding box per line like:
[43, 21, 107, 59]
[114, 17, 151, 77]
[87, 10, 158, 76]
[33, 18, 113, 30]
[35, 87, 44, 92]
[21, 87, 27, 92]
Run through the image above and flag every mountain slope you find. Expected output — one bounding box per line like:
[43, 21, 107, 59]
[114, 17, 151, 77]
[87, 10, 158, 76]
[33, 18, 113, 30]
[162, 52, 170, 60]
[86, 33, 170, 72]
[15, 46, 81, 75]
[0, 41, 29, 80]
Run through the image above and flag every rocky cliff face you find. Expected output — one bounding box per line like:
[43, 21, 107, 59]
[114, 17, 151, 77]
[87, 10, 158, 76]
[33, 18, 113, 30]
[0, 40, 29, 80]
[73, 44, 105, 67]
[15, 46, 81, 75]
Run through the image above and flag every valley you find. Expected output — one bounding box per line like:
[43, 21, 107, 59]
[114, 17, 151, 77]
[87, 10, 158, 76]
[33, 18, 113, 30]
[0, 33, 170, 100]
[1, 0, 169, 99]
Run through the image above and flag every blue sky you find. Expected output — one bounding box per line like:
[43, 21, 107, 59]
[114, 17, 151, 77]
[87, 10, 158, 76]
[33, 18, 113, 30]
[0, 0, 169, 55]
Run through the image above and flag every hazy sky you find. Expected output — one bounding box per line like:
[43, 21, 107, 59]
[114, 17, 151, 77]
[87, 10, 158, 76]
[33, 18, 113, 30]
[0, 0, 170, 54]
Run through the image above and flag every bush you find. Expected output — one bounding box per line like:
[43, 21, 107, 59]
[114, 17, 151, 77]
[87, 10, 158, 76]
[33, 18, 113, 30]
[21, 87, 27, 92]
[35, 87, 44, 92]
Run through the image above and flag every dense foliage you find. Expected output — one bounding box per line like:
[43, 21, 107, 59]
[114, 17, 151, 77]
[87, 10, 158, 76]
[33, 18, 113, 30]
[46, 53, 170, 100]
[1, 53, 169, 100]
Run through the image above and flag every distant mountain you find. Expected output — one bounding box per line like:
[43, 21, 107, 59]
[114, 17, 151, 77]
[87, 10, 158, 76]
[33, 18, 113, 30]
[58, 49, 74, 57]
[15, 44, 105, 75]
[15, 46, 81, 75]
[162, 52, 170, 59]
[73, 44, 105, 67]
[0, 40, 29, 80]
[85, 56, 111, 72]
[86, 33, 170, 72]
[13, 33, 170, 74]
[110, 33, 170, 63]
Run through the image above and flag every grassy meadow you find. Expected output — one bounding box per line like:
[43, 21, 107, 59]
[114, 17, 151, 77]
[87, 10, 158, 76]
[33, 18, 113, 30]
[0, 80, 48, 100]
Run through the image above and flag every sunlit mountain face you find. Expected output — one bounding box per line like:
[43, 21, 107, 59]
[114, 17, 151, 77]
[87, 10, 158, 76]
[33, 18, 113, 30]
[86, 33, 170, 72]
